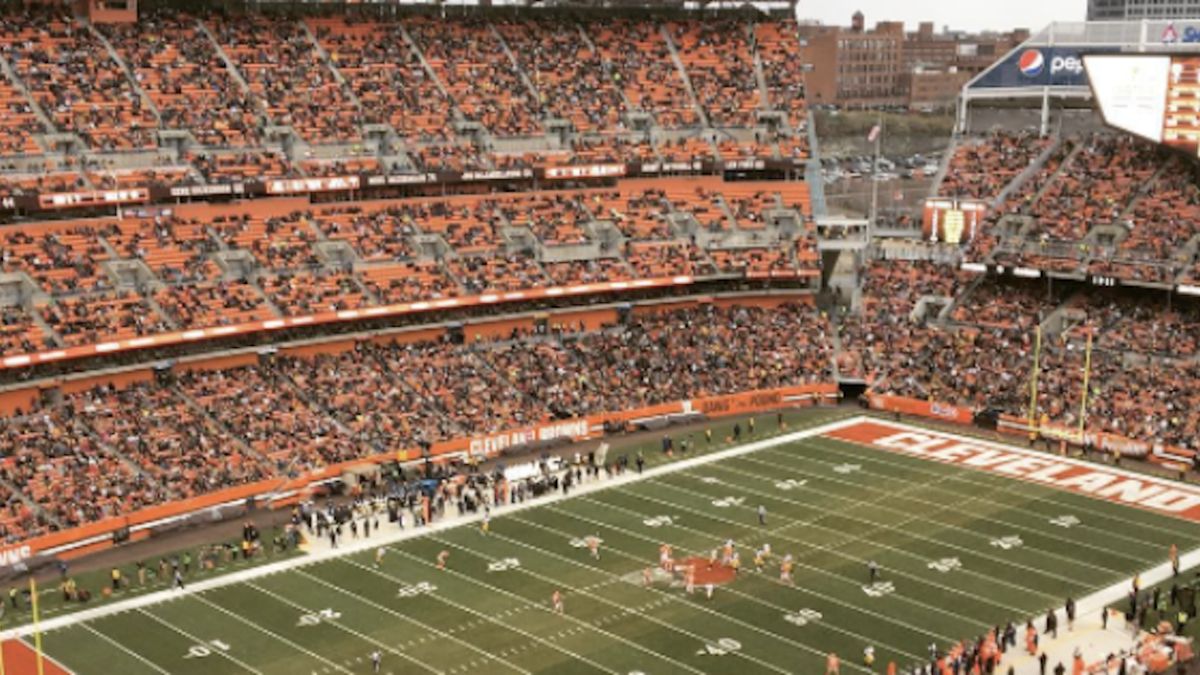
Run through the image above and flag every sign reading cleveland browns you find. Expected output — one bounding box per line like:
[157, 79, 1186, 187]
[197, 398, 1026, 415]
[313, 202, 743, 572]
[825, 420, 1200, 520]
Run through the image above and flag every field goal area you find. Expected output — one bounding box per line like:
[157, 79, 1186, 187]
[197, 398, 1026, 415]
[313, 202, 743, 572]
[13, 415, 1200, 675]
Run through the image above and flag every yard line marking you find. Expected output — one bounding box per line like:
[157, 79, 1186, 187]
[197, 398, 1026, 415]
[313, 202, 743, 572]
[619, 482, 1032, 615]
[694, 452, 1080, 595]
[239, 582, 441, 674]
[79, 623, 173, 675]
[582, 490, 1010, 622]
[529, 503, 959, 645]
[427, 534, 828, 675]
[755, 445, 1165, 561]
[789, 438, 1200, 545]
[704, 458, 1113, 586]
[9, 416, 869, 641]
[136, 607, 264, 674]
[290, 568, 531, 675]
[503, 511, 933, 657]
[186, 592, 355, 674]
[664, 466, 1100, 596]
[343, 557, 636, 675]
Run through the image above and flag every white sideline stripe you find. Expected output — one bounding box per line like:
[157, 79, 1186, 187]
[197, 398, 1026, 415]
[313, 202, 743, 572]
[77, 623, 171, 675]
[10, 415, 865, 639]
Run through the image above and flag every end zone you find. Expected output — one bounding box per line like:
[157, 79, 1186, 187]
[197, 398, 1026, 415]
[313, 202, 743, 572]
[823, 418, 1200, 523]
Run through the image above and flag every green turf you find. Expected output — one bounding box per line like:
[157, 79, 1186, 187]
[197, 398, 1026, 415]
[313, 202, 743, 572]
[28, 418, 1200, 675]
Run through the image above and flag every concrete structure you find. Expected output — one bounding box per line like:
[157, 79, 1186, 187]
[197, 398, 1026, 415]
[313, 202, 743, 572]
[1088, 0, 1200, 21]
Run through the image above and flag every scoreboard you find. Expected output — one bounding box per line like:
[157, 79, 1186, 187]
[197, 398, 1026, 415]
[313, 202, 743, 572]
[922, 199, 986, 245]
[1084, 53, 1200, 156]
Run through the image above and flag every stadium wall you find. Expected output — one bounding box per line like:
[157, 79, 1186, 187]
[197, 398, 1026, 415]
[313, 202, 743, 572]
[864, 392, 1198, 470]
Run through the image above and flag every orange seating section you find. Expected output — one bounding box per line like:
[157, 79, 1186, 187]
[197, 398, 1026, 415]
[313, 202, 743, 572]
[669, 21, 760, 128]
[210, 16, 361, 146]
[100, 16, 262, 147]
[0, 15, 157, 151]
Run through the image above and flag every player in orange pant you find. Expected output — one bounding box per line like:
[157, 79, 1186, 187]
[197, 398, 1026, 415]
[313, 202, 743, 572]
[826, 653, 840, 675]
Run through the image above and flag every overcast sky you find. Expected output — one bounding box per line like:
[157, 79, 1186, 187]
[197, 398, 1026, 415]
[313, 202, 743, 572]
[797, 0, 1088, 34]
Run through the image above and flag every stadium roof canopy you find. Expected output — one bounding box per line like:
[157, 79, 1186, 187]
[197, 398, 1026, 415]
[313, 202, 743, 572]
[958, 19, 1200, 133]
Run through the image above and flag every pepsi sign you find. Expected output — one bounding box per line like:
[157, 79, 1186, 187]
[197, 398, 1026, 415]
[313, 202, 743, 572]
[1018, 50, 1045, 77]
[969, 46, 1119, 90]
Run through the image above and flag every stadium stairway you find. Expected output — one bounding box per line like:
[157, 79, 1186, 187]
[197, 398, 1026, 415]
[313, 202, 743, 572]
[990, 133, 1066, 210]
[299, 19, 365, 115]
[395, 23, 458, 121]
[88, 20, 163, 130]
[487, 23, 542, 108]
[750, 33, 772, 112]
[0, 51, 53, 141]
[576, 25, 649, 132]
[194, 18, 256, 105]
[659, 25, 710, 129]
[74, 415, 177, 500]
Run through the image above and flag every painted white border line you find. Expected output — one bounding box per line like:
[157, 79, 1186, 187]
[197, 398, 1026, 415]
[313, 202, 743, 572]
[10, 414, 867, 639]
[854, 417, 1200, 506]
[834, 418, 1200, 635]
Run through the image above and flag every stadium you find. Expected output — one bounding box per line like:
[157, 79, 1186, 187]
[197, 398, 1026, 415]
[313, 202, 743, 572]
[0, 0, 1198, 673]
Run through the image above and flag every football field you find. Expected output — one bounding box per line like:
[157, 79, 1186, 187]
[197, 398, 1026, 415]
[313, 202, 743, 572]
[26, 418, 1200, 675]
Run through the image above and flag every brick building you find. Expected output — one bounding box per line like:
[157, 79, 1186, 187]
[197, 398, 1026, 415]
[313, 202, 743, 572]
[800, 12, 1027, 110]
[798, 12, 906, 109]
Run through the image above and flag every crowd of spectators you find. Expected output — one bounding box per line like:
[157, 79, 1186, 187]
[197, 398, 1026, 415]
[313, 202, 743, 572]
[101, 15, 263, 147]
[0, 14, 157, 151]
[938, 131, 1050, 201]
[840, 256, 1200, 452]
[210, 16, 361, 146]
[0, 301, 834, 539]
[0, 179, 821, 354]
[0, 13, 817, 197]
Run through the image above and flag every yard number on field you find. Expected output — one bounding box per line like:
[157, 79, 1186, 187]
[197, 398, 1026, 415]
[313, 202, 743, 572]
[783, 609, 823, 626]
[775, 479, 807, 491]
[711, 496, 745, 508]
[990, 535, 1023, 550]
[862, 581, 895, 597]
[298, 608, 342, 626]
[698, 477, 722, 485]
[488, 558, 521, 572]
[697, 638, 742, 656]
[397, 581, 437, 598]
[833, 464, 862, 475]
[927, 557, 962, 573]
[184, 639, 232, 659]
[643, 516, 675, 527]
[1050, 515, 1081, 528]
